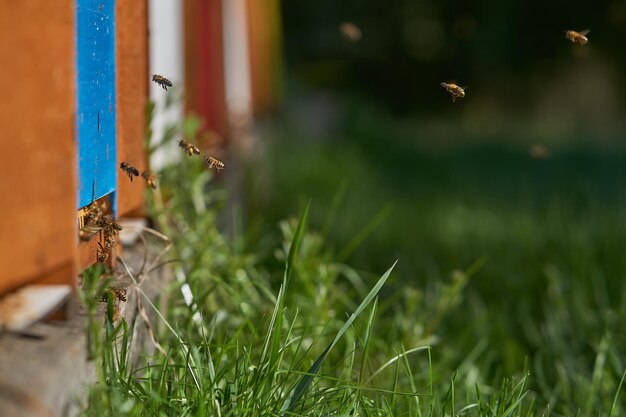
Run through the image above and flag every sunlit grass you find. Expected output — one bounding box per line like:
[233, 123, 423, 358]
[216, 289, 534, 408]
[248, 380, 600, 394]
[77, 101, 626, 415]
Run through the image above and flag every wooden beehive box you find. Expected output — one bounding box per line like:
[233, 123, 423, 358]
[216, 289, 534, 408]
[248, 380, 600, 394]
[0, 0, 148, 328]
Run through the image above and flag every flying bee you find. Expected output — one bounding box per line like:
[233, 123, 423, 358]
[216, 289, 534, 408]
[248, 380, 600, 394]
[440, 82, 467, 102]
[565, 29, 590, 45]
[152, 74, 173, 90]
[141, 171, 158, 189]
[203, 155, 225, 172]
[178, 139, 200, 157]
[529, 144, 551, 160]
[339, 22, 362, 42]
[120, 162, 139, 181]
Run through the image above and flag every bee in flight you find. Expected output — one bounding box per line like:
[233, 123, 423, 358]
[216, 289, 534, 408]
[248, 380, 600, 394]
[441, 82, 467, 102]
[339, 22, 362, 42]
[120, 162, 139, 181]
[141, 171, 158, 189]
[152, 74, 173, 90]
[565, 29, 590, 45]
[203, 156, 225, 172]
[178, 139, 200, 157]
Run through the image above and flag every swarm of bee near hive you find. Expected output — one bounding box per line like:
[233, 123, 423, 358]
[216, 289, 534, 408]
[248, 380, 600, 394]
[78, 200, 122, 264]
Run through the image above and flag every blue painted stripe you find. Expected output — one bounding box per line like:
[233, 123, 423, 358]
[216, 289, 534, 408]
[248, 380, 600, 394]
[75, 0, 117, 213]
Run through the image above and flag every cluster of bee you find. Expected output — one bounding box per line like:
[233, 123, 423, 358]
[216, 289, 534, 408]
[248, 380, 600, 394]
[96, 216, 121, 263]
[98, 287, 127, 303]
[440, 29, 590, 103]
[178, 139, 225, 172]
[79, 201, 123, 264]
[120, 161, 158, 189]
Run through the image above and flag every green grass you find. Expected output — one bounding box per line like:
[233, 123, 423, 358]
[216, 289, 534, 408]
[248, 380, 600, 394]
[77, 101, 626, 415]
[243, 102, 626, 415]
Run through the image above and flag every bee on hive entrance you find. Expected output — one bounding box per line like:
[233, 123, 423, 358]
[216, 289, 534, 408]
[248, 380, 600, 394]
[120, 162, 139, 181]
[203, 156, 225, 172]
[79, 225, 101, 241]
[440, 82, 467, 102]
[565, 29, 590, 45]
[141, 171, 158, 189]
[98, 215, 122, 235]
[178, 139, 200, 157]
[97, 235, 116, 263]
[152, 74, 173, 90]
[83, 202, 103, 226]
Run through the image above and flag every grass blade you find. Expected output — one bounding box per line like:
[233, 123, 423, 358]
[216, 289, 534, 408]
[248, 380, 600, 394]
[283, 260, 398, 411]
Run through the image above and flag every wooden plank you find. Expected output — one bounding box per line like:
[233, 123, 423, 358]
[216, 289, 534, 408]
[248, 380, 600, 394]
[184, 0, 229, 145]
[0, 285, 72, 332]
[116, 0, 148, 217]
[0, 244, 172, 417]
[0, 1, 77, 295]
[75, 0, 117, 211]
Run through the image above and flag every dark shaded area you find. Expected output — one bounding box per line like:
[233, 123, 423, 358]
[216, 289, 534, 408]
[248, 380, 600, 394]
[282, 0, 626, 116]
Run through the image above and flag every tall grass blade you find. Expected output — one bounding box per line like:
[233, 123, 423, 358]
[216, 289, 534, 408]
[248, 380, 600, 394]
[283, 260, 398, 411]
[260, 201, 310, 367]
[609, 368, 626, 417]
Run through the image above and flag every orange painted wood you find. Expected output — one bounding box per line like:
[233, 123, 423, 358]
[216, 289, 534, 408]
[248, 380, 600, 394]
[246, 0, 283, 115]
[184, 0, 229, 146]
[116, 0, 148, 218]
[0, 1, 77, 295]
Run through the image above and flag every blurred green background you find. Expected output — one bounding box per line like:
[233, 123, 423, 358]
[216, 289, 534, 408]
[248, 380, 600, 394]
[241, 0, 626, 412]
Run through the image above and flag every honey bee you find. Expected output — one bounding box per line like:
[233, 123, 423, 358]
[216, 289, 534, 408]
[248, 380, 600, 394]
[178, 139, 200, 157]
[152, 74, 173, 90]
[440, 82, 467, 102]
[339, 22, 362, 42]
[97, 235, 116, 263]
[79, 201, 107, 240]
[79, 225, 101, 241]
[120, 162, 139, 181]
[83, 202, 103, 226]
[99, 287, 127, 303]
[529, 144, 551, 160]
[203, 156, 225, 172]
[565, 29, 590, 45]
[141, 171, 158, 189]
[98, 215, 122, 236]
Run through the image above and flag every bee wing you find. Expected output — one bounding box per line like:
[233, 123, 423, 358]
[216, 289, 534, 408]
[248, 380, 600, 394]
[461, 86, 469, 90]
[579, 29, 590, 35]
[82, 225, 102, 234]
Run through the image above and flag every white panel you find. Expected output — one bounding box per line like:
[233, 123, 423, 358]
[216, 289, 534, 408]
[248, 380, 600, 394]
[148, 0, 184, 169]
[223, 0, 252, 126]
